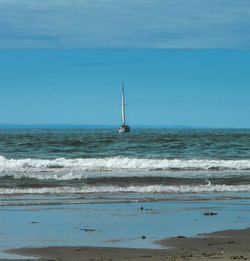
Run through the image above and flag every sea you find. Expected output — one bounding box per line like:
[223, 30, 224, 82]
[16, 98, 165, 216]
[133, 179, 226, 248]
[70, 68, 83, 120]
[1, 128, 250, 197]
[2, 128, 250, 257]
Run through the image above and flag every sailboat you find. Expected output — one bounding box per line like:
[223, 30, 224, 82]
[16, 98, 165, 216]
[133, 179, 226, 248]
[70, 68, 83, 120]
[118, 84, 130, 133]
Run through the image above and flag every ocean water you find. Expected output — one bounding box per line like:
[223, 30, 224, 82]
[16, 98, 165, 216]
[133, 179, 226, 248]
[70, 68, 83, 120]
[0, 128, 250, 197]
[2, 128, 250, 254]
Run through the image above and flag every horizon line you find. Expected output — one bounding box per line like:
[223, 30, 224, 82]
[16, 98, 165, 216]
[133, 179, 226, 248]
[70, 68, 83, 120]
[0, 124, 249, 129]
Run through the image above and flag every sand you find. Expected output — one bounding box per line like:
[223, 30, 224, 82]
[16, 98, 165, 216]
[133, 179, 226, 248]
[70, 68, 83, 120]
[5, 227, 250, 261]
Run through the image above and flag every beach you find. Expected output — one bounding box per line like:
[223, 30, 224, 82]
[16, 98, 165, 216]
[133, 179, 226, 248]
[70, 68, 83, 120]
[1, 191, 250, 260]
[1, 128, 250, 260]
[1, 0, 250, 257]
[6, 227, 250, 260]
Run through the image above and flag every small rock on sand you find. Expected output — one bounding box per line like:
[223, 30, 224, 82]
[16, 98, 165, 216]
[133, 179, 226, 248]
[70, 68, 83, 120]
[80, 228, 96, 232]
[204, 212, 218, 216]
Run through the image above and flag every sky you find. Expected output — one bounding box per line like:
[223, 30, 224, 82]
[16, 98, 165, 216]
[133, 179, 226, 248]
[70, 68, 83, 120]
[0, 0, 250, 127]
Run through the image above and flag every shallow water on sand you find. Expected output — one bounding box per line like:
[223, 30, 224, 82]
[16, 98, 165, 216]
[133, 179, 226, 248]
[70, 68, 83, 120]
[1, 193, 250, 257]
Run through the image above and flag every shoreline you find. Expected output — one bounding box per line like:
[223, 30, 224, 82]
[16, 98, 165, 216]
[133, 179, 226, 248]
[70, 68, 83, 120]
[7, 227, 250, 261]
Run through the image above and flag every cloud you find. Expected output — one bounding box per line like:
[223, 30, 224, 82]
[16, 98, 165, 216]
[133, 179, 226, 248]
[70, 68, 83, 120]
[0, 0, 249, 49]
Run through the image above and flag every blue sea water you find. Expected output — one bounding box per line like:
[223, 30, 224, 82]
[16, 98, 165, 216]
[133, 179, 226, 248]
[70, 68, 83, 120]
[1, 128, 250, 255]
[0, 128, 250, 196]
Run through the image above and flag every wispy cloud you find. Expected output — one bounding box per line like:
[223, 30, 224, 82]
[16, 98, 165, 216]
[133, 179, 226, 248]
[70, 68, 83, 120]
[0, 0, 250, 49]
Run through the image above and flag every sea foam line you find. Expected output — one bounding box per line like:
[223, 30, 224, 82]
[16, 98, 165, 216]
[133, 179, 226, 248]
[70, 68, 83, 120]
[1, 155, 250, 173]
[1, 184, 250, 195]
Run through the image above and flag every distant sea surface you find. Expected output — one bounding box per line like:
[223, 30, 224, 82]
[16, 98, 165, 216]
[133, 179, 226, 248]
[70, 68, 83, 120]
[1, 128, 250, 196]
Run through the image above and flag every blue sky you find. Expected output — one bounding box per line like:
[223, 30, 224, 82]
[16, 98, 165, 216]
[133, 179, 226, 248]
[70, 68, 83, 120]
[0, 0, 250, 127]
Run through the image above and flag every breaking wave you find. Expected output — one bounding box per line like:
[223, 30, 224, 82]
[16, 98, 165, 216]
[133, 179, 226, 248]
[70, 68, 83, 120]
[1, 184, 250, 195]
[1, 155, 250, 173]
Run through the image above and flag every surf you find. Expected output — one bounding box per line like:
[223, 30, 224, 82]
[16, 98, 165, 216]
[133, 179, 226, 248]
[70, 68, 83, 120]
[1, 155, 250, 172]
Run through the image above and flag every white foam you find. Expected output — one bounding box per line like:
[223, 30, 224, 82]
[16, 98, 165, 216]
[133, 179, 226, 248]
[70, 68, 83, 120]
[1, 155, 250, 171]
[1, 184, 250, 195]
[0, 155, 250, 180]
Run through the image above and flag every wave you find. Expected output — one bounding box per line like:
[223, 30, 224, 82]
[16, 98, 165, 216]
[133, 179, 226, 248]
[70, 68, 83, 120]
[1, 184, 250, 195]
[1, 155, 250, 174]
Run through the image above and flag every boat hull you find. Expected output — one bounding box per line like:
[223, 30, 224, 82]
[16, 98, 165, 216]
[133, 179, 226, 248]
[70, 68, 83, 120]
[119, 125, 130, 133]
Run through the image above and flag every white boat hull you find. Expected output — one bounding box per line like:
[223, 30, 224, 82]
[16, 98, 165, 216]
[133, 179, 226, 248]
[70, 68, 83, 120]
[119, 125, 130, 133]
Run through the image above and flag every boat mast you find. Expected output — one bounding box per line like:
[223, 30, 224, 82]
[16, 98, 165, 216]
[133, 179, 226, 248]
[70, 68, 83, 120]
[122, 83, 125, 125]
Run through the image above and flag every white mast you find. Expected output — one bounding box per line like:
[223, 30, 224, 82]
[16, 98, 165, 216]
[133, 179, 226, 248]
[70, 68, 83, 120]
[122, 83, 125, 125]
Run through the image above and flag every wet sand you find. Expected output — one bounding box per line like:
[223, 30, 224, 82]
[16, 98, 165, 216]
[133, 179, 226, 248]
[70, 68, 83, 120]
[159, 227, 250, 260]
[6, 227, 250, 260]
